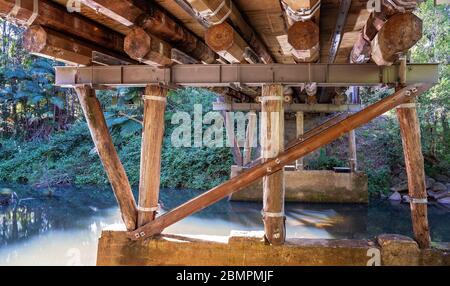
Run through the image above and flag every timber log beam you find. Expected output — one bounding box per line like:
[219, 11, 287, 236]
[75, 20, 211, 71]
[128, 83, 433, 240]
[23, 25, 132, 66]
[205, 23, 251, 63]
[186, 0, 274, 63]
[350, 1, 422, 65]
[79, 0, 216, 64]
[0, 0, 124, 54]
[282, 0, 321, 63]
[371, 12, 422, 66]
[124, 27, 172, 66]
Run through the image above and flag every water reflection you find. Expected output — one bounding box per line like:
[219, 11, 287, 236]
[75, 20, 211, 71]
[0, 185, 449, 265]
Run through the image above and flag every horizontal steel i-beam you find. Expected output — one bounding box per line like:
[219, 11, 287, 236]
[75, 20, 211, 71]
[55, 64, 439, 88]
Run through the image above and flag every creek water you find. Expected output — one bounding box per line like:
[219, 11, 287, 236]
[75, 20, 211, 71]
[1, 184, 449, 266]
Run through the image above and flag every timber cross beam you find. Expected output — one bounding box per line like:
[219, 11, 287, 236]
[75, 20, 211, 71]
[127, 83, 434, 241]
[54, 64, 439, 88]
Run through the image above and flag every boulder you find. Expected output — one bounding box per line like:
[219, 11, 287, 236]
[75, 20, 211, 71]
[429, 190, 450, 200]
[389, 191, 402, 201]
[402, 195, 411, 203]
[426, 177, 436, 189]
[390, 181, 408, 193]
[434, 174, 450, 183]
[433, 182, 447, 192]
[438, 197, 450, 205]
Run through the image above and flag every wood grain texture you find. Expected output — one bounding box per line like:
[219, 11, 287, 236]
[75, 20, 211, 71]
[371, 13, 422, 66]
[261, 85, 285, 245]
[124, 27, 172, 66]
[23, 25, 132, 66]
[128, 84, 433, 241]
[138, 86, 168, 227]
[396, 100, 431, 249]
[75, 86, 137, 231]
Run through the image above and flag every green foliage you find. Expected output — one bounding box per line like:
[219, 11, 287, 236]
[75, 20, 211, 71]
[0, 87, 233, 190]
[307, 149, 346, 171]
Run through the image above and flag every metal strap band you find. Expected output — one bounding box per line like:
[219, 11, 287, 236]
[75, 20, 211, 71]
[143, 95, 167, 102]
[397, 103, 416, 109]
[200, 0, 232, 25]
[281, 0, 321, 21]
[261, 96, 284, 102]
[262, 210, 285, 218]
[138, 205, 159, 212]
[410, 198, 428, 204]
[26, 0, 39, 26]
[7, 0, 21, 19]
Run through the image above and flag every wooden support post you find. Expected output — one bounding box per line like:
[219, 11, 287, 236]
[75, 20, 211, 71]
[74, 86, 137, 231]
[138, 86, 168, 227]
[243, 111, 257, 166]
[295, 111, 304, 170]
[129, 83, 432, 241]
[219, 96, 243, 166]
[261, 85, 285, 245]
[397, 100, 431, 249]
[348, 130, 357, 172]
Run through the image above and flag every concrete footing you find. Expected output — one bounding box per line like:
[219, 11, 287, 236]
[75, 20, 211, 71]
[97, 230, 450, 266]
[229, 166, 368, 203]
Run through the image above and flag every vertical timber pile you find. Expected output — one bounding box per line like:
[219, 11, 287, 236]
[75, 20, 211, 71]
[243, 111, 257, 166]
[396, 58, 430, 249]
[261, 85, 286, 245]
[75, 86, 137, 231]
[295, 111, 304, 170]
[138, 86, 168, 227]
[348, 130, 357, 172]
[397, 100, 430, 249]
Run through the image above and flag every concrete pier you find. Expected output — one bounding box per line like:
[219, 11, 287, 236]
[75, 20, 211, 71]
[97, 229, 450, 266]
[229, 167, 368, 203]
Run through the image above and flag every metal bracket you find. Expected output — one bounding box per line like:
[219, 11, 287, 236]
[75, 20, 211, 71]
[281, 0, 321, 22]
[261, 210, 285, 218]
[410, 198, 428, 204]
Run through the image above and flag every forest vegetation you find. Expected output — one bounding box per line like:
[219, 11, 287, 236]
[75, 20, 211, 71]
[0, 1, 448, 194]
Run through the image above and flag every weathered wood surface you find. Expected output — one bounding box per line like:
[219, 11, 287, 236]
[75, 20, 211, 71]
[397, 100, 431, 249]
[288, 20, 320, 62]
[261, 85, 286, 245]
[371, 13, 423, 66]
[348, 130, 357, 172]
[205, 22, 249, 63]
[295, 111, 304, 170]
[123, 27, 172, 66]
[0, 0, 125, 54]
[186, 0, 274, 63]
[129, 83, 432, 240]
[138, 86, 167, 227]
[79, 0, 216, 64]
[75, 86, 137, 231]
[243, 111, 257, 166]
[23, 25, 131, 66]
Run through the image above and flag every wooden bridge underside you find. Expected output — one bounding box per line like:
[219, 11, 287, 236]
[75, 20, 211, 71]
[0, 0, 437, 250]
